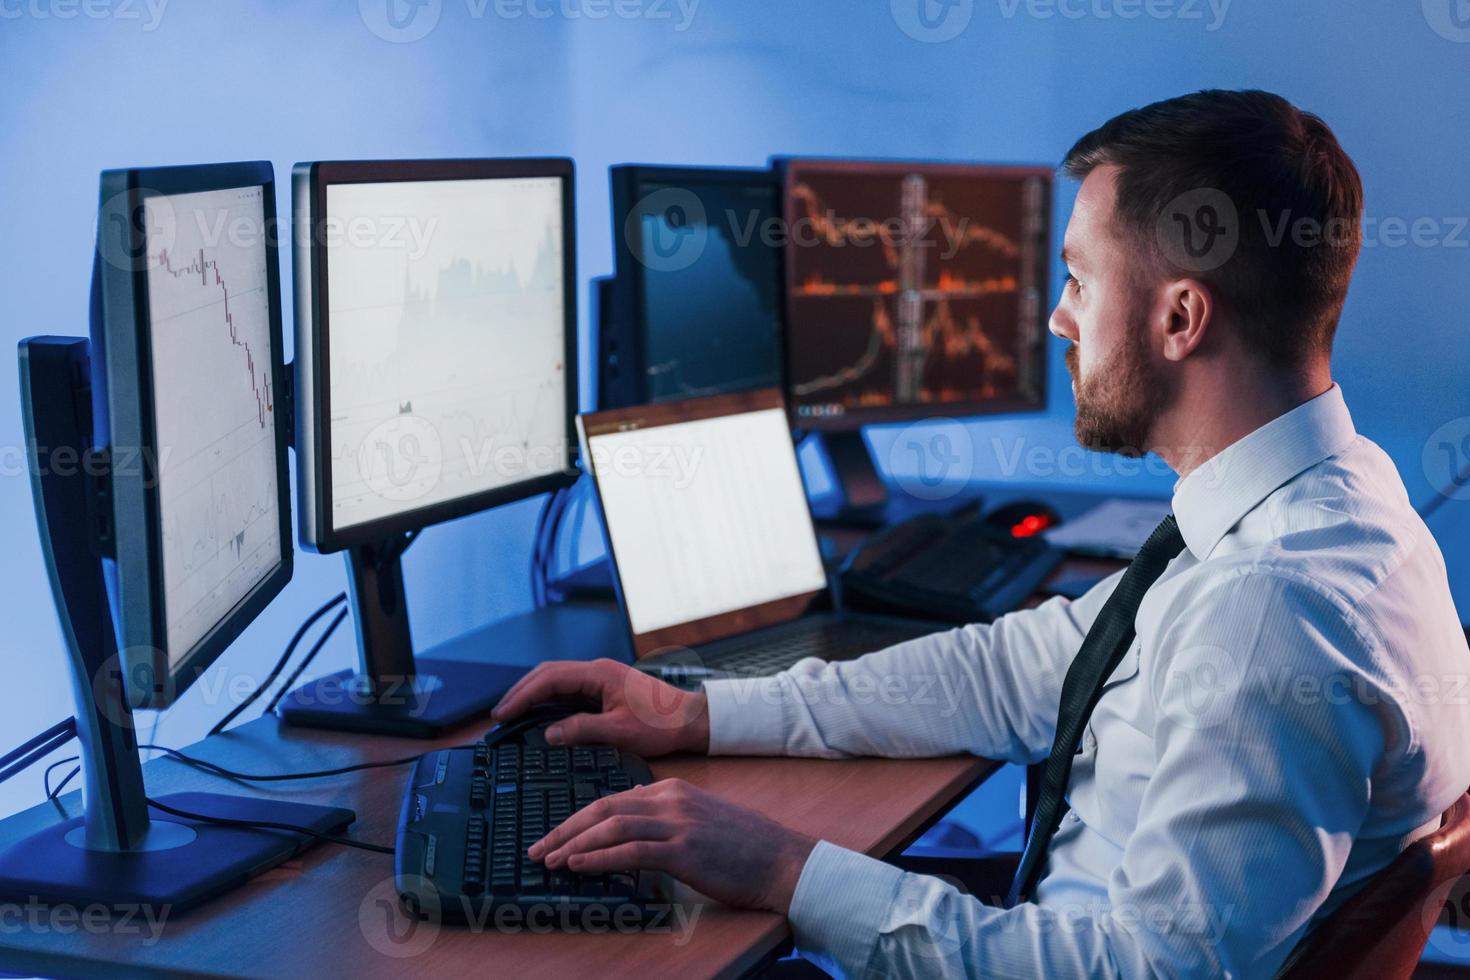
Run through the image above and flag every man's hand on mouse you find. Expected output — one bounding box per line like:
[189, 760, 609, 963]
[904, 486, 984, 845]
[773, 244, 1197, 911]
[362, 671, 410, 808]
[492, 659, 710, 758]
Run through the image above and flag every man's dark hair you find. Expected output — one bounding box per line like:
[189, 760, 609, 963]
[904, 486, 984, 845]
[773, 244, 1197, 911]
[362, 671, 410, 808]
[1063, 89, 1363, 369]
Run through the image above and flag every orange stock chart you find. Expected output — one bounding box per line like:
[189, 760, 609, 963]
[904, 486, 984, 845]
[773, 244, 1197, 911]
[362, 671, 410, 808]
[783, 162, 1050, 426]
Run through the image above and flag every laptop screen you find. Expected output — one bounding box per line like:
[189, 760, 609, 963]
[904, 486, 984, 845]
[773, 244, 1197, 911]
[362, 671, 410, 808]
[579, 389, 828, 655]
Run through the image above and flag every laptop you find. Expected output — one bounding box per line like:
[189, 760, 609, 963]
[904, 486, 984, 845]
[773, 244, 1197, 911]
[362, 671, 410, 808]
[577, 388, 940, 688]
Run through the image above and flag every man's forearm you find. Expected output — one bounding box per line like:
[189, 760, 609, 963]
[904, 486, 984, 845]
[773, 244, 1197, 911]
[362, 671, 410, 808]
[703, 597, 1093, 762]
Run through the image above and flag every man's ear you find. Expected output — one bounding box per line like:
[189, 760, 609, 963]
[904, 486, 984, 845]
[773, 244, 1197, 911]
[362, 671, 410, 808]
[1157, 277, 1213, 363]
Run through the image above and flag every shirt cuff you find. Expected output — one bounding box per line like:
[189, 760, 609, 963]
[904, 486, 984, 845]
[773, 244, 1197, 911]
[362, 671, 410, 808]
[701, 676, 788, 755]
[788, 840, 905, 972]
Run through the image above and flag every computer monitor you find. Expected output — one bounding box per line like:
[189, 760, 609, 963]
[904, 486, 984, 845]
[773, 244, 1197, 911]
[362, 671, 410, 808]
[776, 158, 1052, 517]
[99, 177, 295, 703]
[2, 161, 353, 913]
[282, 158, 580, 736]
[601, 165, 784, 409]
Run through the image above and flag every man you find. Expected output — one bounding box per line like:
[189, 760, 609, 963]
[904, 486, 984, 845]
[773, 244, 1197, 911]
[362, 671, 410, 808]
[495, 90, 1470, 977]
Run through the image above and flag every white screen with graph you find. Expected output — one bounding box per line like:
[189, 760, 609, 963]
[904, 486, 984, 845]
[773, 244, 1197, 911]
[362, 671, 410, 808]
[145, 185, 282, 667]
[587, 407, 827, 637]
[324, 176, 568, 531]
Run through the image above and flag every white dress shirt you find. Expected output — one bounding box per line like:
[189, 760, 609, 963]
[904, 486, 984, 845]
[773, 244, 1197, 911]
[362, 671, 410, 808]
[702, 385, 1470, 979]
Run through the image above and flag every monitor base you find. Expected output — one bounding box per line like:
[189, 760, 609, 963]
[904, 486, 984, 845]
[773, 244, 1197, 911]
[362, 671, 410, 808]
[275, 658, 526, 738]
[0, 792, 354, 914]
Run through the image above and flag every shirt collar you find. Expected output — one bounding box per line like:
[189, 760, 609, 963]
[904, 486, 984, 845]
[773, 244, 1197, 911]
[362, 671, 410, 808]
[1171, 384, 1357, 561]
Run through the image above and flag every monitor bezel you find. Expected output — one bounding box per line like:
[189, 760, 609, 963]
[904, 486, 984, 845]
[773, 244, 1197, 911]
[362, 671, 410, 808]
[94, 160, 294, 708]
[605, 164, 786, 410]
[577, 387, 827, 659]
[774, 156, 1053, 432]
[295, 158, 581, 554]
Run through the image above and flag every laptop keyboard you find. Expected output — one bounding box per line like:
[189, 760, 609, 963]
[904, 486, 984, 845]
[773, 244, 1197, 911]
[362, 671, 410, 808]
[703, 617, 928, 676]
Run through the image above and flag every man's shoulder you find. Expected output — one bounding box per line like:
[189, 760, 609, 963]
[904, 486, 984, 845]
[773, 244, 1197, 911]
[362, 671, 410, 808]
[1156, 434, 1462, 695]
[1222, 434, 1442, 609]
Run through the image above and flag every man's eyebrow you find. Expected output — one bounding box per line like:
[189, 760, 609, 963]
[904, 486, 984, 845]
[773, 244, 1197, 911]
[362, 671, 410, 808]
[1061, 244, 1083, 269]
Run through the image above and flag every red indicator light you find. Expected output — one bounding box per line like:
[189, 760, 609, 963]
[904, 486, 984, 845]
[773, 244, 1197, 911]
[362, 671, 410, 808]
[1011, 514, 1053, 537]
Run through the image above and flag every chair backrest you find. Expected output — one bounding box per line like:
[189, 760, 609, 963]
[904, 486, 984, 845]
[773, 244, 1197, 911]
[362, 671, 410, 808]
[1276, 792, 1470, 980]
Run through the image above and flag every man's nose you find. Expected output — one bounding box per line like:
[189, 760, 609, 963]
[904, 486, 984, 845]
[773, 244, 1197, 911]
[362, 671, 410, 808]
[1049, 303, 1078, 343]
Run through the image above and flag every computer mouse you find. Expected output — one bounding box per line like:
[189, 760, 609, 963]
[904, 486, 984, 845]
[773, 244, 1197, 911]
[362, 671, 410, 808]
[484, 697, 604, 750]
[496, 696, 603, 731]
[984, 500, 1062, 538]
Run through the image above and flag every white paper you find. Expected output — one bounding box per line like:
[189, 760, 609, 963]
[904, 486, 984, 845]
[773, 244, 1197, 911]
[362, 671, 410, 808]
[1044, 498, 1173, 558]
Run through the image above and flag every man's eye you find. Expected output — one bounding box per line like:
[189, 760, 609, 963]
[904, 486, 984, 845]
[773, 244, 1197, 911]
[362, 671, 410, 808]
[1065, 273, 1080, 291]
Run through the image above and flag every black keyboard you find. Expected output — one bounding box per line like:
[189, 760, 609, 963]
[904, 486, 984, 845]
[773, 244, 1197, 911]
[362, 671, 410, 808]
[394, 714, 672, 927]
[839, 515, 1064, 623]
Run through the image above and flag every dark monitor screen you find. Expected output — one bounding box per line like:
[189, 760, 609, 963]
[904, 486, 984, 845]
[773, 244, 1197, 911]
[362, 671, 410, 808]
[779, 159, 1051, 429]
[608, 166, 783, 406]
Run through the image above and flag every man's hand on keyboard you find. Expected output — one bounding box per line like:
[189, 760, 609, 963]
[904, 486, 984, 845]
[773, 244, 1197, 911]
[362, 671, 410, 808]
[528, 777, 817, 915]
[492, 659, 711, 758]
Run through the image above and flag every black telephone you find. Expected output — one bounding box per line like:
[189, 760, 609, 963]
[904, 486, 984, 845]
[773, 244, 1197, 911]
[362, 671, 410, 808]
[838, 509, 1064, 624]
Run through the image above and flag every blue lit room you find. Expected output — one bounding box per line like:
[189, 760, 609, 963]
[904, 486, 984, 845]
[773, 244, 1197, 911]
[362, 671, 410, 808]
[0, 2, 1467, 976]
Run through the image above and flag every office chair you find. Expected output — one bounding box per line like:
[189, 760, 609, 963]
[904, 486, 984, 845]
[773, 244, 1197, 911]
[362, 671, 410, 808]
[1275, 791, 1470, 979]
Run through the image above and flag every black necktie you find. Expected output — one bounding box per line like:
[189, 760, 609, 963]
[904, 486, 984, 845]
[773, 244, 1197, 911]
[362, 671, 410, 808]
[1007, 514, 1187, 906]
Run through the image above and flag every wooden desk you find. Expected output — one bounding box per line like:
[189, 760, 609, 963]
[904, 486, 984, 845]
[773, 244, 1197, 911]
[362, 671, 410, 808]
[0, 669, 997, 978]
[0, 508, 1130, 978]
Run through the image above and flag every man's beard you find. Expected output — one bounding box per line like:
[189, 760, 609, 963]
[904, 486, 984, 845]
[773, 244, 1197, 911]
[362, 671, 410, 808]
[1066, 329, 1172, 457]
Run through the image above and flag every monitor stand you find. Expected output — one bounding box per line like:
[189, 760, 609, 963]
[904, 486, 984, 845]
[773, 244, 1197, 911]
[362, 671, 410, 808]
[0, 337, 355, 914]
[808, 429, 890, 526]
[274, 536, 526, 738]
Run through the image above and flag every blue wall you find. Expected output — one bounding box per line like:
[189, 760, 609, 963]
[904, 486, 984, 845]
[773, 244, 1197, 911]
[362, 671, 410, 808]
[0, 0, 1465, 816]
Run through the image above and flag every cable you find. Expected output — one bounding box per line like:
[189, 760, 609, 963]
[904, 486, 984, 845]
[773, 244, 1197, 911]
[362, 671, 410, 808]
[209, 593, 348, 737]
[0, 717, 77, 784]
[140, 743, 432, 784]
[145, 797, 394, 855]
[531, 488, 568, 607]
[43, 746, 439, 852]
[529, 490, 555, 607]
[44, 755, 80, 803]
[263, 607, 350, 716]
[535, 486, 574, 606]
[550, 477, 593, 602]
